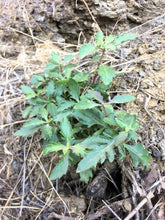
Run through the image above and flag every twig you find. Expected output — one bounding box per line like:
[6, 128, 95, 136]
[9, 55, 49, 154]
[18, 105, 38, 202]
[19, 146, 26, 217]
[102, 200, 122, 220]
[124, 191, 154, 220]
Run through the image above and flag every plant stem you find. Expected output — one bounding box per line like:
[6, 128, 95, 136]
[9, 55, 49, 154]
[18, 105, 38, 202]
[92, 48, 105, 84]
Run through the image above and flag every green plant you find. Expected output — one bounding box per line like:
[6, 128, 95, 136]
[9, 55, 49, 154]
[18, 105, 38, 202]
[15, 31, 152, 183]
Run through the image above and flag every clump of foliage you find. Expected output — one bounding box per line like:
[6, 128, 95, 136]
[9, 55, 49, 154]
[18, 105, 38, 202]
[15, 31, 151, 183]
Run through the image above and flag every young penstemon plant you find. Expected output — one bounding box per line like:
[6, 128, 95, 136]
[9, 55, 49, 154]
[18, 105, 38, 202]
[15, 31, 152, 183]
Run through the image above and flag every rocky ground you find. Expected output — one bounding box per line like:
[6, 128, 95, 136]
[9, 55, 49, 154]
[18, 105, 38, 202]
[0, 0, 165, 219]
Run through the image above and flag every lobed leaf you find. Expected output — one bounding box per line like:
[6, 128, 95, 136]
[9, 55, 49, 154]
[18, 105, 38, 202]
[124, 143, 152, 168]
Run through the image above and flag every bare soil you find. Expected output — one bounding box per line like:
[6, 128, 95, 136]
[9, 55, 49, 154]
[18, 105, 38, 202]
[0, 1, 165, 219]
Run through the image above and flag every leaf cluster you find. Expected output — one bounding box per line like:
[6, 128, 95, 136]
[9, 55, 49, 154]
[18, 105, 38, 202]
[15, 32, 151, 183]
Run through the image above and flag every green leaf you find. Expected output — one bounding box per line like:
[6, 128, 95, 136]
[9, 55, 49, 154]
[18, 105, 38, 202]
[51, 52, 60, 64]
[124, 143, 152, 168]
[114, 131, 128, 146]
[29, 106, 42, 118]
[68, 79, 80, 101]
[50, 154, 69, 180]
[91, 55, 101, 61]
[54, 110, 72, 121]
[21, 85, 36, 97]
[105, 35, 115, 44]
[23, 119, 46, 127]
[79, 43, 96, 59]
[115, 118, 127, 129]
[43, 142, 65, 155]
[113, 33, 137, 46]
[118, 145, 126, 160]
[73, 109, 103, 127]
[77, 146, 106, 172]
[14, 125, 42, 137]
[110, 94, 136, 104]
[105, 44, 116, 51]
[79, 169, 93, 183]
[60, 118, 72, 143]
[40, 107, 48, 120]
[57, 101, 75, 112]
[104, 115, 118, 126]
[107, 144, 115, 162]
[98, 64, 115, 85]
[72, 144, 88, 157]
[74, 100, 100, 110]
[88, 90, 104, 103]
[63, 54, 74, 63]
[47, 103, 57, 117]
[95, 31, 104, 45]
[33, 74, 45, 82]
[22, 106, 32, 118]
[45, 63, 58, 71]
[41, 124, 52, 139]
[73, 72, 89, 82]
[46, 80, 55, 97]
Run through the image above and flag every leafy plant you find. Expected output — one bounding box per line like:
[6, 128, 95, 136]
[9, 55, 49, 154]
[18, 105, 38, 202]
[15, 31, 152, 183]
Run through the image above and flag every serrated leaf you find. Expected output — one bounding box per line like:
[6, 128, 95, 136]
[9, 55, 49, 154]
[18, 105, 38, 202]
[114, 131, 128, 146]
[79, 43, 96, 59]
[98, 64, 115, 85]
[105, 44, 116, 51]
[57, 101, 75, 112]
[73, 72, 89, 82]
[43, 142, 65, 155]
[127, 130, 138, 142]
[124, 143, 152, 168]
[113, 33, 137, 46]
[73, 109, 103, 127]
[107, 144, 115, 162]
[23, 119, 46, 127]
[68, 79, 80, 101]
[54, 110, 72, 121]
[118, 145, 126, 160]
[77, 146, 106, 172]
[47, 103, 57, 117]
[41, 124, 52, 139]
[95, 31, 104, 45]
[79, 169, 93, 183]
[21, 85, 36, 97]
[105, 35, 115, 44]
[51, 52, 60, 64]
[72, 144, 88, 157]
[104, 115, 118, 127]
[40, 107, 48, 120]
[115, 118, 127, 129]
[45, 63, 58, 71]
[88, 90, 104, 103]
[50, 154, 69, 180]
[29, 106, 42, 118]
[110, 94, 136, 104]
[46, 80, 55, 97]
[63, 54, 74, 63]
[14, 125, 42, 137]
[33, 74, 45, 82]
[60, 117, 72, 143]
[74, 100, 100, 110]
[22, 106, 32, 118]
